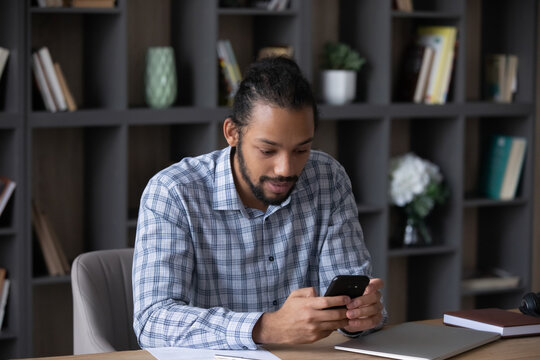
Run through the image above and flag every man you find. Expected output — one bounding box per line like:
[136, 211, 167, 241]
[133, 56, 386, 350]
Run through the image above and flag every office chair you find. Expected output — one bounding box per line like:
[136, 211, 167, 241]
[71, 248, 139, 354]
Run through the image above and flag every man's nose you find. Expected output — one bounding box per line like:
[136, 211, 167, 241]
[274, 153, 294, 177]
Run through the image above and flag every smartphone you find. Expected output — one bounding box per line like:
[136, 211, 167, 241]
[324, 275, 370, 309]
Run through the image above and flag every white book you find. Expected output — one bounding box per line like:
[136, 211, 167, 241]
[500, 137, 526, 199]
[413, 46, 435, 103]
[38, 47, 67, 111]
[0, 47, 9, 82]
[32, 53, 57, 112]
[0, 177, 16, 218]
[0, 279, 10, 329]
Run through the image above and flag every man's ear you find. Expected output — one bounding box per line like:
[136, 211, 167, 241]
[223, 117, 239, 147]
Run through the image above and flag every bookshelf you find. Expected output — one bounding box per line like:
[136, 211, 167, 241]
[0, 0, 536, 357]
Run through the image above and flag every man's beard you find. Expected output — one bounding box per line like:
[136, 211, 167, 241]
[236, 139, 299, 206]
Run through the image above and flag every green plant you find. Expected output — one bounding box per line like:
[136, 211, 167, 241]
[321, 42, 366, 71]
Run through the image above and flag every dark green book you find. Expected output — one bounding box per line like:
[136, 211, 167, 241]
[480, 135, 513, 199]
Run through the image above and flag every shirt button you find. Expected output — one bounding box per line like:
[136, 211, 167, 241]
[273, 300, 278, 306]
[268, 256, 274, 261]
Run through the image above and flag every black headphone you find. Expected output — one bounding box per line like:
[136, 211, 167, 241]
[519, 292, 540, 317]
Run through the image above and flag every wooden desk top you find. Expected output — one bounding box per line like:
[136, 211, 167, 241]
[18, 319, 540, 360]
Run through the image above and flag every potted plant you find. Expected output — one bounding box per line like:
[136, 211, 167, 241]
[320, 42, 366, 105]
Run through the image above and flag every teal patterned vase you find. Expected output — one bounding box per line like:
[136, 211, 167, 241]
[145, 47, 177, 108]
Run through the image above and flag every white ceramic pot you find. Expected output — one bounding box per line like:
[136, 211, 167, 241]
[320, 69, 357, 105]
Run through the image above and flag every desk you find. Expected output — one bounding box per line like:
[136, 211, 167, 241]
[18, 319, 540, 360]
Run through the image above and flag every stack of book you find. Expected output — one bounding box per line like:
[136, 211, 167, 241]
[31, 46, 76, 112]
[399, 26, 457, 104]
[480, 135, 527, 200]
[217, 39, 242, 106]
[484, 54, 518, 103]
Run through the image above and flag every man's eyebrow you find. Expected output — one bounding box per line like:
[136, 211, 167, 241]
[256, 137, 314, 147]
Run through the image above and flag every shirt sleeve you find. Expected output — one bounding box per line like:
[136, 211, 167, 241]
[132, 176, 263, 350]
[317, 163, 388, 332]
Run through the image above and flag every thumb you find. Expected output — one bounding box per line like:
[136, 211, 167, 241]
[290, 287, 317, 298]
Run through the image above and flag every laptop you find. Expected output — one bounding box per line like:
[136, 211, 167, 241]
[335, 322, 500, 360]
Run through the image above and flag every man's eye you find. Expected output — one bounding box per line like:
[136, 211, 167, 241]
[260, 149, 275, 155]
[296, 149, 308, 154]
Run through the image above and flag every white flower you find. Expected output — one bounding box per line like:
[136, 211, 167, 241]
[389, 153, 443, 207]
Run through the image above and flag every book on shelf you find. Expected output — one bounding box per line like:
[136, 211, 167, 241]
[0, 47, 9, 82]
[480, 135, 527, 200]
[394, 0, 413, 12]
[36, 0, 64, 7]
[398, 44, 434, 103]
[253, 0, 289, 10]
[0, 176, 16, 218]
[257, 45, 294, 60]
[0, 268, 9, 329]
[32, 52, 56, 112]
[37, 47, 67, 111]
[461, 268, 520, 292]
[444, 308, 540, 338]
[32, 201, 71, 276]
[416, 26, 457, 104]
[54, 62, 77, 111]
[217, 39, 242, 104]
[71, 0, 115, 8]
[485, 54, 518, 103]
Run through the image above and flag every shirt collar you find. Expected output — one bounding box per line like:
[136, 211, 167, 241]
[212, 146, 306, 213]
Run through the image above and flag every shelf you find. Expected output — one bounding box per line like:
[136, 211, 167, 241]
[218, 8, 296, 16]
[32, 275, 71, 286]
[461, 286, 525, 297]
[30, 6, 120, 15]
[0, 113, 20, 129]
[357, 204, 384, 214]
[0, 330, 17, 341]
[391, 10, 462, 19]
[126, 107, 229, 126]
[29, 109, 125, 128]
[463, 197, 528, 208]
[388, 245, 457, 257]
[0, 227, 16, 237]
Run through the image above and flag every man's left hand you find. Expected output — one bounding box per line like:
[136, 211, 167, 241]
[343, 278, 384, 333]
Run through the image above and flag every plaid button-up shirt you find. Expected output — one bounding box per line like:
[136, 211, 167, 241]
[133, 146, 376, 349]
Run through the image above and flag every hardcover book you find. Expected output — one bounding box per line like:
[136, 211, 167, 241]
[444, 308, 540, 337]
[480, 135, 527, 200]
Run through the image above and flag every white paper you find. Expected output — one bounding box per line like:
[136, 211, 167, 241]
[147, 346, 280, 360]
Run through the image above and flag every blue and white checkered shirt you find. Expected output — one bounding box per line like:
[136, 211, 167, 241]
[133, 146, 376, 349]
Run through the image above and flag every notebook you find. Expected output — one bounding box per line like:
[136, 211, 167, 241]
[443, 308, 540, 337]
[334, 322, 500, 360]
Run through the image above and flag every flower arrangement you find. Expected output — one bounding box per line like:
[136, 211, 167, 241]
[389, 153, 449, 246]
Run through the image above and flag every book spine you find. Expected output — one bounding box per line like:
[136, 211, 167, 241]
[38, 47, 67, 111]
[481, 135, 513, 199]
[32, 53, 57, 112]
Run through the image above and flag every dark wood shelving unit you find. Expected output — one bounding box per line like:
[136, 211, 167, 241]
[0, 0, 536, 357]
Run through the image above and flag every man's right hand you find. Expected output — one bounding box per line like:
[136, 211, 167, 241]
[252, 287, 351, 345]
